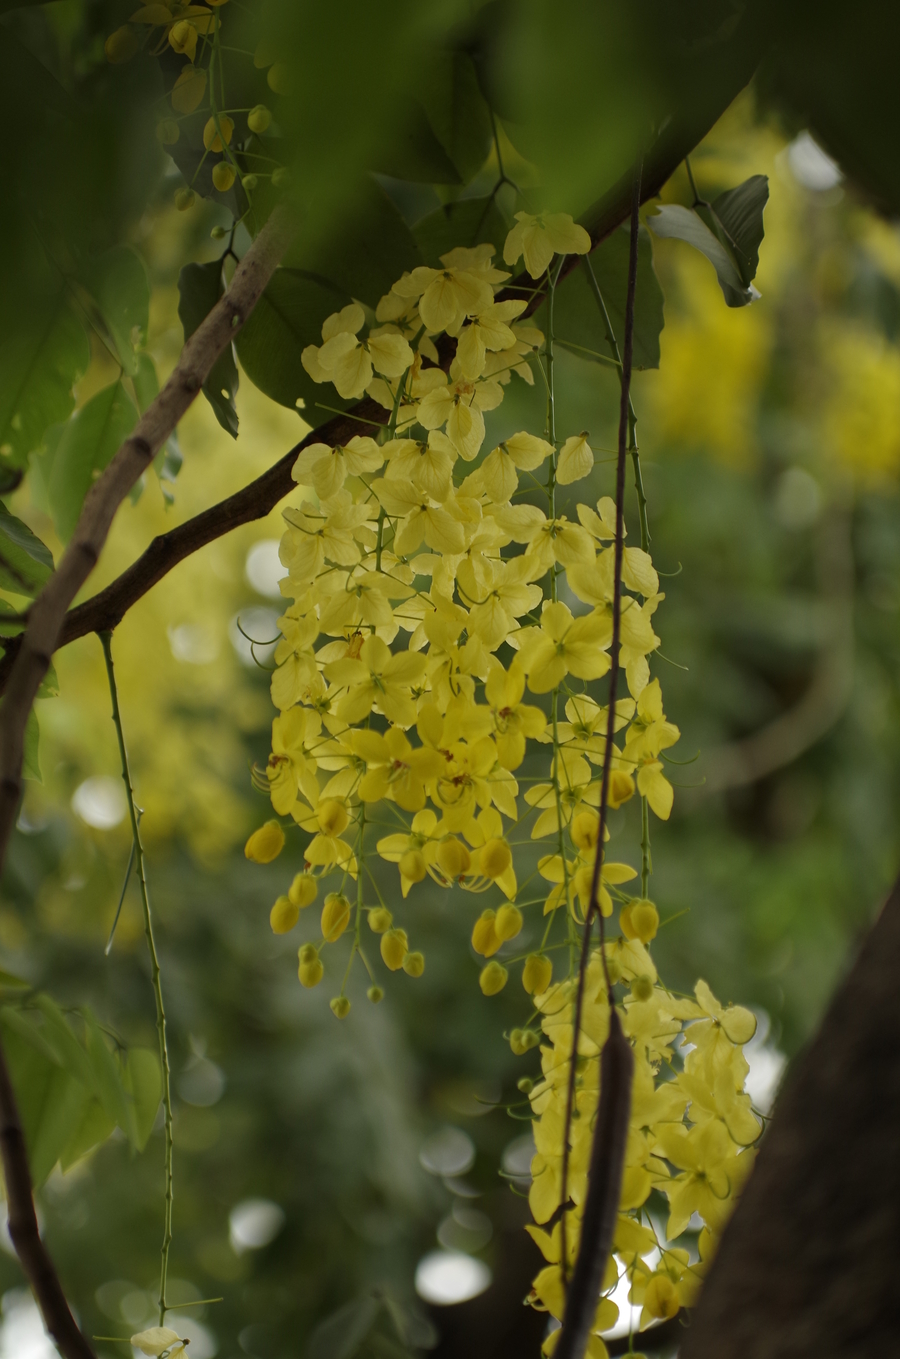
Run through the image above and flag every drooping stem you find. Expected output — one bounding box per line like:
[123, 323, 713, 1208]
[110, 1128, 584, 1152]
[99, 630, 174, 1327]
[554, 161, 643, 1359]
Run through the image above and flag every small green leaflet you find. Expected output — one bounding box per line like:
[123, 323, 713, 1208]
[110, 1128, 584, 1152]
[647, 175, 769, 308]
[177, 260, 239, 438]
[77, 245, 150, 377]
[49, 380, 138, 542]
[0, 498, 54, 597]
[0, 294, 90, 468]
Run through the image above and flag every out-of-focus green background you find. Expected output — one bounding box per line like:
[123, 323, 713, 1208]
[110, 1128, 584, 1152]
[2, 22, 900, 1359]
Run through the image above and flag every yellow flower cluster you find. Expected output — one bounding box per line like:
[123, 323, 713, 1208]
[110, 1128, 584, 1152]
[527, 958, 759, 1354]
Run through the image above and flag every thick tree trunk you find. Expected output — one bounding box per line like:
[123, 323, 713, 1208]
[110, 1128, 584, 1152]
[683, 875, 900, 1359]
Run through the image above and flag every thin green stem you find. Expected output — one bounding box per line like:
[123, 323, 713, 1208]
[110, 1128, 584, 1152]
[640, 794, 651, 897]
[99, 631, 174, 1327]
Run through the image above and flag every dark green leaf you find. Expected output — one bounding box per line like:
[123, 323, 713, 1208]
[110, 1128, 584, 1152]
[59, 1098, 116, 1173]
[84, 1011, 132, 1138]
[0, 1007, 61, 1066]
[647, 203, 757, 308]
[23, 708, 40, 783]
[125, 1048, 162, 1152]
[535, 225, 664, 371]
[413, 195, 510, 265]
[418, 51, 493, 183]
[235, 269, 352, 415]
[0, 499, 53, 597]
[307, 1297, 381, 1359]
[707, 174, 769, 288]
[78, 247, 150, 377]
[287, 180, 422, 310]
[0, 295, 90, 468]
[28, 1067, 88, 1188]
[371, 99, 463, 184]
[49, 381, 138, 542]
[177, 261, 239, 438]
[34, 996, 98, 1093]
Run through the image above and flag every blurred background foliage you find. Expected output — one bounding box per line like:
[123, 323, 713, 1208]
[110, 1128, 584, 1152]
[2, 1, 900, 1357]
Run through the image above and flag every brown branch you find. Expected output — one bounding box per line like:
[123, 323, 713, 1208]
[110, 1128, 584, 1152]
[682, 871, 900, 1359]
[0, 1039, 96, 1359]
[0, 203, 296, 1359]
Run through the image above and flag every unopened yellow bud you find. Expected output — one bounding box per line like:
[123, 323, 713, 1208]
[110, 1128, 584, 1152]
[368, 907, 392, 934]
[621, 898, 658, 944]
[399, 849, 427, 883]
[297, 943, 323, 988]
[381, 927, 408, 971]
[105, 26, 138, 63]
[156, 119, 180, 146]
[247, 104, 272, 133]
[288, 873, 317, 909]
[203, 115, 234, 152]
[437, 837, 471, 878]
[643, 1274, 679, 1320]
[471, 909, 500, 957]
[321, 892, 351, 942]
[367, 985, 384, 1004]
[517, 1076, 534, 1094]
[494, 903, 523, 942]
[570, 809, 599, 851]
[242, 175, 259, 193]
[171, 65, 207, 114]
[212, 161, 236, 193]
[271, 166, 290, 189]
[510, 1028, 539, 1055]
[330, 996, 351, 1019]
[174, 187, 195, 212]
[522, 953, 552, 995]
[609, 769, 636, 808]
[211, 226, 227, 240]
[269, 895, 299, 934]
[479, 838, 511, 879]
[244, 820, 284, 863]
[319, 793, 350, 837]
[630, 974, 654, 1001]
[267, 61, 290, 94]
[168, 19, 197, 60]
[403, 951, 425, 977]
[479, 961, 508, 996]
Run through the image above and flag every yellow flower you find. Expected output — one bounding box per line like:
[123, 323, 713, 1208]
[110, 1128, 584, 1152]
[376, 809, 442, 895]
[270, 895, 299, 934]
[458, 557, 543, 652]
[556, 433, 594, 485]
[392, 262, 494, 333]
[382, 434, 457, 502]
[503, 211, 591, 278]
[244, 820, 284, 863]
[324, 634, 427, 727]
[522, 953, 552, 995]
[416, 376, 500, 460]
[479, 960, 508, 995]
[369, 477, 466, 556]
[302, 305, 413, 399]
[655, 1118, 739, 1238]
[351, 727, 443, 811]
[381, 927, 409, 970]
[479, 432, 553, 503]
[130, 1329, 186, 1358]
[518, 602, 612, 692]
[203, 115, 234, 152]
[266, 706, 322, 814]
[321, 892, 351, 942]
[171, 65, 207, 113]
[292, 435, 384, 500]
[455, 300, 527, 379]
[484, 659, 546, 770]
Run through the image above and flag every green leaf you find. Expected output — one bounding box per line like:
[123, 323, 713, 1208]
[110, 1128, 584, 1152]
[34, 996, 98, 1093]
[413, 195, 510, 265]
[59, 1098, 116, 1173]
[28, 1067, 88, 1188]
[177, 261, 239, 438]
[84, 1010, 132, 1139]
[235, 269, 352, 415]
[706, 174, 769, 289]
[0, 600, 24, 639]
[545, 224, 664, 371]
[0, 1006, 62, 1066]
[78, 246, 150, 378]
[0, 295, 90, 468]
[23, 708, 41, 783]
[49, 381, 137, 542]
[125, 1048, 162, 1152]
[418, 51, 493, 183]
[307, 1297, 381, 1359]
[0, 970, 28, 990]
[648, 201, 759, 308]
[371, 98, 463, 184]
[287, 180, 423, 310]
[0, 499, 54, 598]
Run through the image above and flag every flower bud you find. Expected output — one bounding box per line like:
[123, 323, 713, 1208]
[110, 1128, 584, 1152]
[105, 26, 138, 63]
[367, 985, 384, 1004]
[212, 162, 236, 193]
[570, 809, 599, 851]
[399, 849, 427, 883]
[210, 226, 227, 240]
[269, 895, 299, 935]
[368, 907, 392, 934]
[517, 1076, 534, 1094]
[316, 798, 348, 836]
[522, 953, 552, 996]
[402, 951, 425, 978]
[494, 903, 523, 942]
[171, 66, 207, 114]
[267, 61, 290, 94]
[381, 927, 408, 971]
[297, 943, 323, 988]
[321, 892, 351, 942]
[609, 769, 636, 808]
[156, 119, 180, 146]
[288, 873, 317, 909]
[203, 115, 234, 152]
[437, 837, 471, 878]
[643, 1274, 679, 1320]
[510, 1028, 539, 1055]
[330, 996, 351, 1019]
[244, 820, 284, 863]
[174, 187, 195, 212]
[247, 104, 272, 133]
[622, 898, 658, 944]
[471, 909, 500, 957]
[479, 838, 511, 879]
[630, 974, 654, 1002]
[168, 19, 197, 58]
[479, 961, 508, 996]
[271, 166, 290, 188]
[242, 175, 259, 193]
